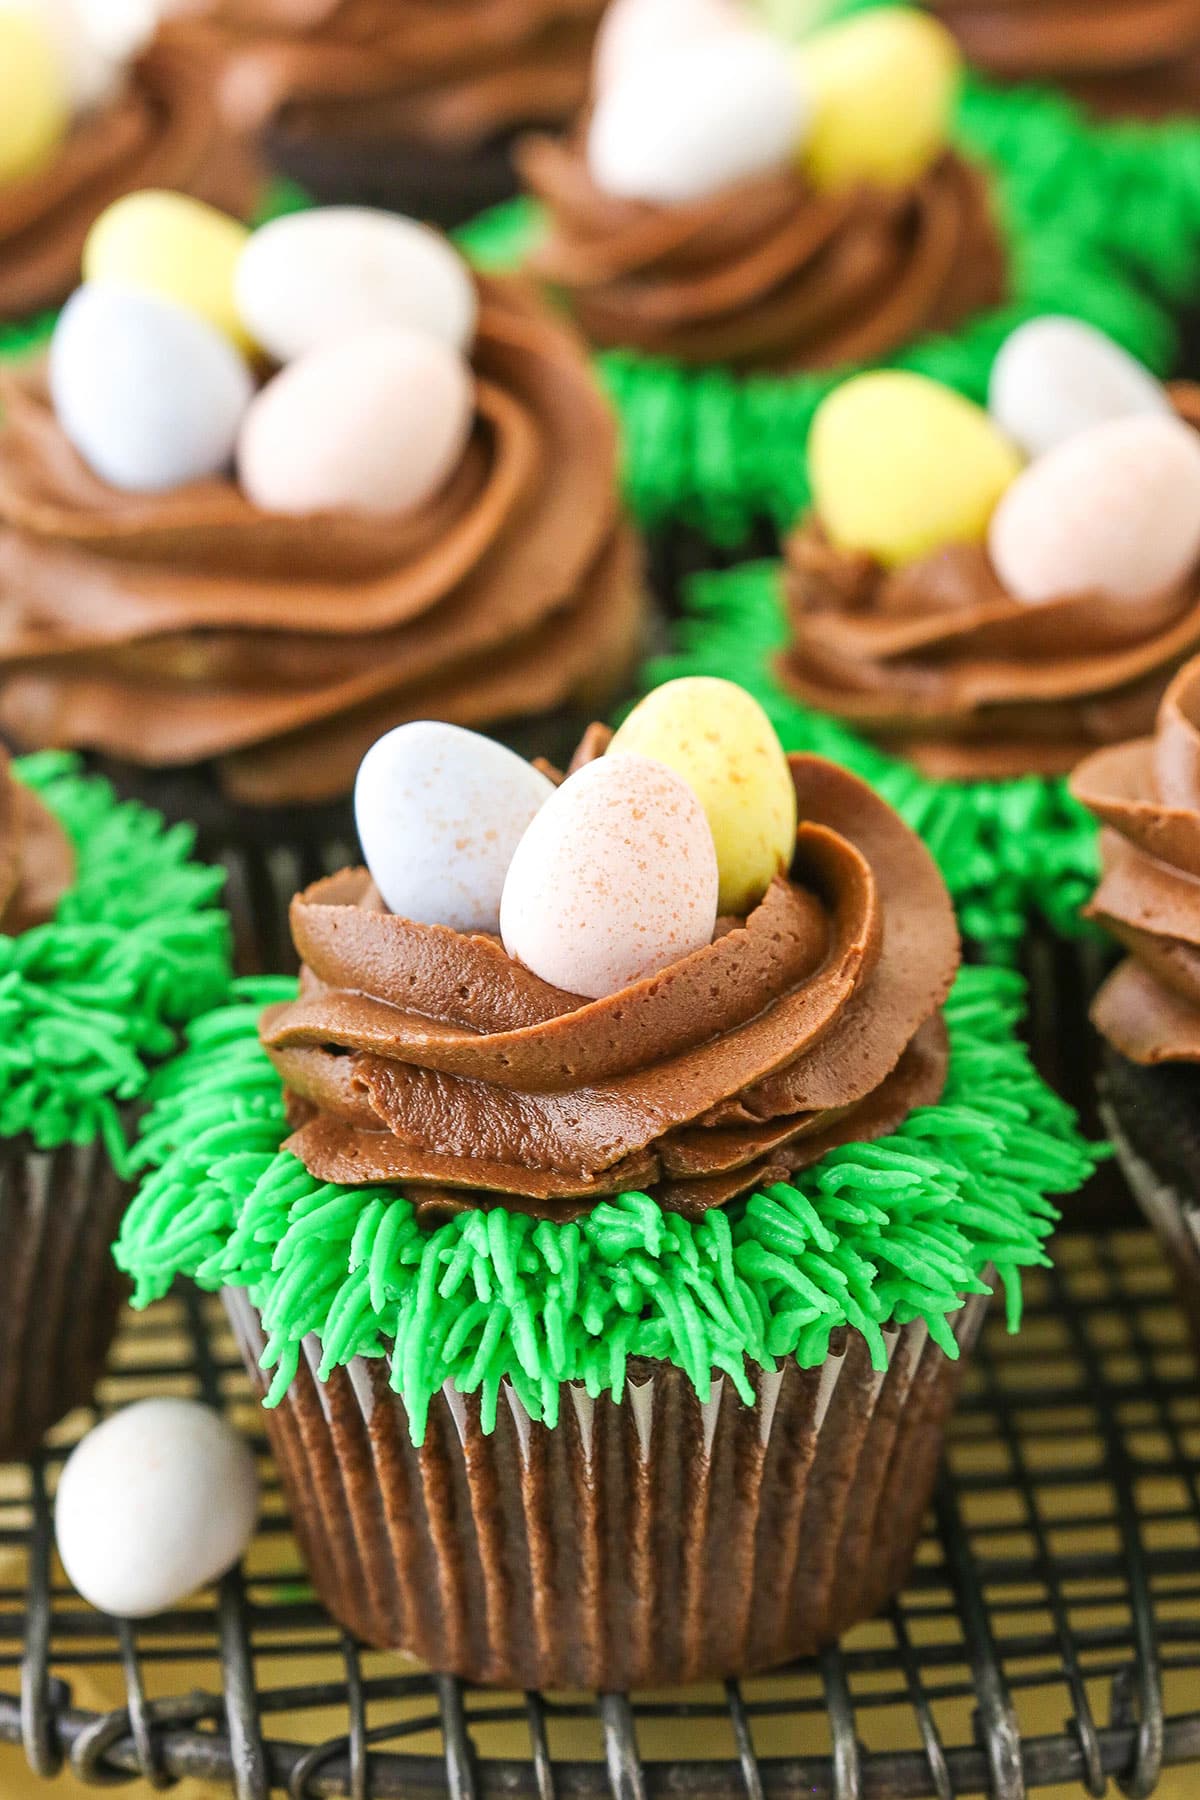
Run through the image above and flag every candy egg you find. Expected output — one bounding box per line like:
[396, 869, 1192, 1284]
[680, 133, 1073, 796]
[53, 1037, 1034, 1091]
[609, 677, 796, 915]
[587, 31, 809, 206]
[593, 0, 750, 92]
[355, 722, 555, 933]
[989, 414, 1200, 605]
[0, 9, 69, 184]
[750, 0, 842, 41]
[500, 753, 719, 1000]
[237, 326, 473, 517]
[797, 7, 961, 191]
[235, 208, 478, 365]
[6, 0, 157, 112]
[989, 316, 1171, 461]
[50, 285, 254, 492]
[83, 190, 252, 351]
[55, 1400, 259, 1618]
[810, 371, 1022, 569]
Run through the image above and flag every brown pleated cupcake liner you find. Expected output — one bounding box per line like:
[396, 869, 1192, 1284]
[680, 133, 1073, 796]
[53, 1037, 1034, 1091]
[1100, 1049, 1200, 1361]
[260, 123, 523, 228]
[0, 1135, 129, 1463]
[225, 1283, 988, 1688]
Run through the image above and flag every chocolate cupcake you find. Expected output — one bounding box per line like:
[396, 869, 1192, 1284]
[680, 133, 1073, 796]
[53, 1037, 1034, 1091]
[0, 12, 261, 333]
[158, 0, 606, 225]
[930, 0, 1200, 118]
[117, 685, 1097, 1686]
[0, 200, 644, 920]
[1072, 657, 1200, 1351]
[0, 745, 229, 1461]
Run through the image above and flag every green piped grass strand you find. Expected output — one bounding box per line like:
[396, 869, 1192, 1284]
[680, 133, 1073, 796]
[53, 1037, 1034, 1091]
[640, 561, 1100, 959]
[4, 753, 230, 1165]
[117, 967, 1098, 1446]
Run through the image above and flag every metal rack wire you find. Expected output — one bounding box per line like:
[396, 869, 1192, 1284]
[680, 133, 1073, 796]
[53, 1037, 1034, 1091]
[1, 1228, 1198, 1800]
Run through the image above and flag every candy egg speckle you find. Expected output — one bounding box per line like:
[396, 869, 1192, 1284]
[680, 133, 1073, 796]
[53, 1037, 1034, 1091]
[237, 327, 474, 518]
[355, 722, 555, 934]
[798, 7, 961, 191]
[989, 316, 1170, 461]
[49, 285, 254, 492]
[500, 753, 719, 1000]
[609, 677, 796, 915]
[235, 208, 478, 365]
[989, 414, 1200, 605]
[84, 190, 253, 351]
[0, 8, 69, 184]
[587, 31, 809, 206]
[55, 1400, 259, 1619]
[810, 371, 1022, 569]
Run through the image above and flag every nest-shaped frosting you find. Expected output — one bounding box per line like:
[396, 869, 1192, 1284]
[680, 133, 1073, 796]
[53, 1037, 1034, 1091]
[932, 0, 1200, 117]
[779, 383, 1200, 781]
[0, 749, 74, 935]
[259, 745, 960, 1222]
[0, 277, 641, 807]
[1073, 657, 1200, 1062]
[165, 0, 605, 150]
[0, 44, 261, 322]
[518, 134, 1006, 372]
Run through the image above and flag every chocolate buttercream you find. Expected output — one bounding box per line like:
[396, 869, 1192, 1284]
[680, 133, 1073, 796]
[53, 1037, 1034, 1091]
[260, 748, 959, 1220]
[164, 0, 604, 150]
[1073, 657, 1200, 1063]
[0, 277, 642, 807]
[0, 44, 261, 322]
[518, 134, 1006, 371]
[0, 749, 74, 935]
[780, 384, 1200, 781]
[932, 0, 1200, 119]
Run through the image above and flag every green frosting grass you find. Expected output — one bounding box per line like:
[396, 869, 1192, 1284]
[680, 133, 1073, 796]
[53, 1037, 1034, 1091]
[458, 79, 1178, 542]
[5, 753, 231, 1167]
[116, 967, 1098, 1445]
[638, 561, 1100, 957]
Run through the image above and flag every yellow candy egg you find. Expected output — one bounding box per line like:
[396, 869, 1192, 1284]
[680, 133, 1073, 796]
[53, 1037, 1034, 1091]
[0, 11, 69, 186]
[797, 7, 962, 192]
[809, 371, 1023, 569]
[608, 677, 797, 916]
[83, 191, 252, 351]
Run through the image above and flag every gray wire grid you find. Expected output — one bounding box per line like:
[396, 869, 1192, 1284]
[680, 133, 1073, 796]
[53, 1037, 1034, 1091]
[0, 1224, 1198, 1800]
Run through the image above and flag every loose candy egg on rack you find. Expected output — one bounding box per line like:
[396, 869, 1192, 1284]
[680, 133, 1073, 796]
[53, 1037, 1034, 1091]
[355, 722, 555, 934]
[237, 326, 474, 517]
[0, 8, 69, 183]
[500, 753, 720, 1001]
[235, 208, 479, 365]
[989, 316, 1171, 462]
[609, 676, 797, 915]
[83, 190, 253, 351]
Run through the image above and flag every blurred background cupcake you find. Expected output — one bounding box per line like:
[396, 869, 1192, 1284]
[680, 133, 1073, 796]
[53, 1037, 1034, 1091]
[158, 0, 608, 224]
[0, 0, 262, 341]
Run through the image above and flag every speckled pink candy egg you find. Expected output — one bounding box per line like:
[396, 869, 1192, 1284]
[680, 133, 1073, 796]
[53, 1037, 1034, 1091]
[499, 752, 719, 1000]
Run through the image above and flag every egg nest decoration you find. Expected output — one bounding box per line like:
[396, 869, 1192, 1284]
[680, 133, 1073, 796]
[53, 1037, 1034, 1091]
[0, 753, 230, 1159]
[459, 77, 1180, 544]
[643, 558, 1102, 959]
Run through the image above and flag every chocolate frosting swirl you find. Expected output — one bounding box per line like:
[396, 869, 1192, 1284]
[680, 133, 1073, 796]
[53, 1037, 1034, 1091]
[0, 277, 641, 807]
[1073, 657, 1200, 1061]
[518, 134, 1006, 371]
[0, 750, 75, 935]
[165, 0, 605, 149]
[259, 743, 959, 1222]
[780, 384, 1200, 781]
[0, 44, 261, 322]
[932, 0, 1200, 117]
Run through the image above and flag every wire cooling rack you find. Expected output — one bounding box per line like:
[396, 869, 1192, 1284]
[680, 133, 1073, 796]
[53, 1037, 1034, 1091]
[0, 1228, 1198, 1800]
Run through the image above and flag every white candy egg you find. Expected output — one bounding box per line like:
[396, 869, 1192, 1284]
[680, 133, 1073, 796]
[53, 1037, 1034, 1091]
[237, 326, 474, 517]
[235, 208, 478, 365]
[4, 0, 157, 112]
[593, 0, 750, 92]
[500, 752, 719, 1000]
[587, 31, 809, 206]
[989, 316, 1171, 461]
[55, 1400, 259, 1619]
[989, 414, 1200, 605]
[355, 722, 555, 934]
